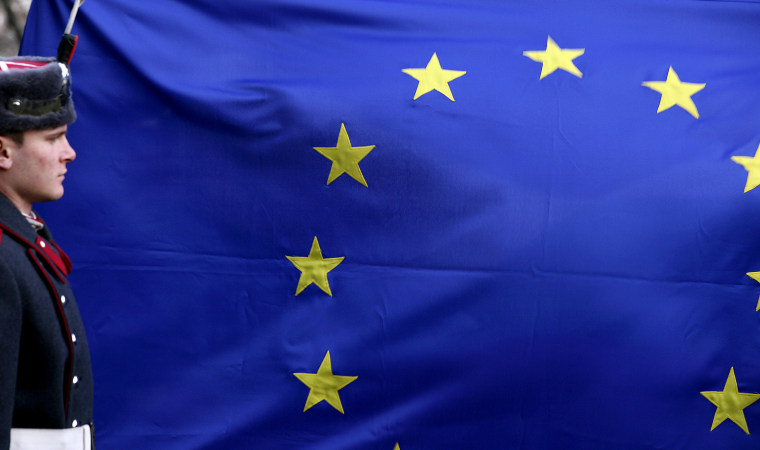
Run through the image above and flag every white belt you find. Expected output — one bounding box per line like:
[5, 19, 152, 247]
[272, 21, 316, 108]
[10, 424, 92, 450]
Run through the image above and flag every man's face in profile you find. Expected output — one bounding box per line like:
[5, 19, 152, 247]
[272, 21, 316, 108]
[0, 125, 76, 212]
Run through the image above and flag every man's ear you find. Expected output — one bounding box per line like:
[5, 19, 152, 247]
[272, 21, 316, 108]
[0, 136, 14, 170]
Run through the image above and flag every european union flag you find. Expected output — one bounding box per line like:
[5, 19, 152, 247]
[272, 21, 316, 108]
[20, 0, 760, 448]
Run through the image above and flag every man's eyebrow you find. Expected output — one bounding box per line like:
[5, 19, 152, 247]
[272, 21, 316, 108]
[44, 129, 68, 138]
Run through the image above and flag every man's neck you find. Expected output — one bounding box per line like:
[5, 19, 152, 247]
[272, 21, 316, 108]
[0, 186, 32, 215]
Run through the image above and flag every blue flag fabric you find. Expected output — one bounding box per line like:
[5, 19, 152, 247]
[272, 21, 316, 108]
[19, 0, 760, 448]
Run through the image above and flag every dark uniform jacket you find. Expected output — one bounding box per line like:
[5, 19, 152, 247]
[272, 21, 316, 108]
[0, 193, 93, 448]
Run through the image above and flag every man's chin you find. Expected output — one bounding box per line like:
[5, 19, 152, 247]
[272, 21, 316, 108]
[35, 190, 65, 204]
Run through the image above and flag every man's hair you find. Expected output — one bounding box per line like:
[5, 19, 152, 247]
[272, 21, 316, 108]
[1, 132, 24, 145]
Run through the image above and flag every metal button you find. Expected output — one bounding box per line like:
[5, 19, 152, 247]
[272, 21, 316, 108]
[72, 420, 78, 427]
[73, 376, 79, 385]
[61, 295, 67, 304]
[71, 333, 77, 343]
[40, 241, 46, 248]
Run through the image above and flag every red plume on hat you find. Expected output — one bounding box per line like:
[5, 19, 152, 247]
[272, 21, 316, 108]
[0, 0, 85, 135]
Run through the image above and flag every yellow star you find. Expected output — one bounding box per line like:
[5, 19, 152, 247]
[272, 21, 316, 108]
[286, 237, 344, 296]
[642, 67, 705, 119]
[701, 367, 760, 434]
[746, 272, 760, 311]
[393, 444, 400, 450]
[293, 351, 358, 414]
[402, 53, 466, 101]
[731, 143, 760, 193]
[523, 36, 584, 79]
[314, 123, 375, 187]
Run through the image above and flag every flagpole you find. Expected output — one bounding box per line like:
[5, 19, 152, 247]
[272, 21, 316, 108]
[58, 0, 86, 64]
[64, 0, 86, 35]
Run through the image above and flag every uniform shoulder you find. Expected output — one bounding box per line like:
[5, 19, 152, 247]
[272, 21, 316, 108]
[0, 251, 21, 302]
[0, 223, 28, 286]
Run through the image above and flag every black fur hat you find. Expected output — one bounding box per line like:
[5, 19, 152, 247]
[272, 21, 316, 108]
[0, 56, 76, 136]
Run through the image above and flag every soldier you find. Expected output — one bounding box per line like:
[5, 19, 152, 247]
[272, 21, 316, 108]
[0, 40, 94, 450]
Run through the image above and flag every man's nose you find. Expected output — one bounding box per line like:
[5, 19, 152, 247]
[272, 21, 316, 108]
[62, 136, 76, 162]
